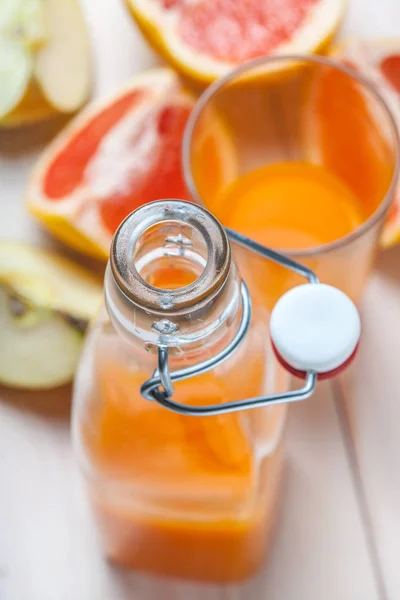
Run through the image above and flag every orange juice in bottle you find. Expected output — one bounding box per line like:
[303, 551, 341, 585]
[72, 200, 288, 582]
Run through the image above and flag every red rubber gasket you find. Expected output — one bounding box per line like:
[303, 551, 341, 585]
[271, 341, 359, 380]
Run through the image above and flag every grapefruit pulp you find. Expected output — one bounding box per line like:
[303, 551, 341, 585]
[27, 69, 236, 259]
[125, 0, 346, 84]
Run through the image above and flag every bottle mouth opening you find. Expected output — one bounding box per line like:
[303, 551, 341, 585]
[134, 221, 207, 291]
[110, 200, 231, 313]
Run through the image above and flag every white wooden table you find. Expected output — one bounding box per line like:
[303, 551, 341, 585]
[1, 1, 399, 598]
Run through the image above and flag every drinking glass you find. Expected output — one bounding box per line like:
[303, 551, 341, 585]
[183, 55, 399, 308]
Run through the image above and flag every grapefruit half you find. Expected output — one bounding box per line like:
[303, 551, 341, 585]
[304, 40, 400, 248]
[125, 0, 346, 85]
[27, 68, 236, 259]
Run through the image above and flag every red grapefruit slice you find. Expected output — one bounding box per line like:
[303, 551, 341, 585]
[27, 68, 236, 259]
[125, 0, 346, 84]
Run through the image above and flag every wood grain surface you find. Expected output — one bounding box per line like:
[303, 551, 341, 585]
[1, 0, 399, 598]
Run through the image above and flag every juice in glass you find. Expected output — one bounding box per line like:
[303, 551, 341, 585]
[184, 55, 398, 305]
[213, 161, 364, 250]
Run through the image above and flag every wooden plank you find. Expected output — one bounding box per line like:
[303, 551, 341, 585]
[0, 0, 395, 597]
[0, 384, 379, 599]
[339, 247, 400, 600]
[336, 1, 400, 598]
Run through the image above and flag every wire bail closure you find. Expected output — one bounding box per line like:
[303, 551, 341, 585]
[140, 228, 319, 416]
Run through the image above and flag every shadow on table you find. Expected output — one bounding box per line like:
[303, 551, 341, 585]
[0, 115, 70, 157]
[375, 244, 400, 284]
[109, 566, 269, 600]
[0, 383, 72, 421]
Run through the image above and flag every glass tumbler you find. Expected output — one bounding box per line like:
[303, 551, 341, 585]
[183, 55, 399, 308]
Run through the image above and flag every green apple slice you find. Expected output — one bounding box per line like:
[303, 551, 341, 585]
[0, 37, 32, 119]
[0, 0, 21, 29]
[0, 242, 102, 390]
[0, 0, 47, 119]
[35, 0, 91, 112]
[0, 0, 47, 49]
[0, 287, 84, 389]
[0, 242, 101, 319]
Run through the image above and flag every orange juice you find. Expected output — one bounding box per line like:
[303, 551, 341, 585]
[84, 360, 285, 581]
[205, 160, 367, 307]
[80, 264, 287, 582]
[212, 161, 365, 250]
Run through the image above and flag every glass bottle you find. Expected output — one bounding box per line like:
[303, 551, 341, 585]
[72, 199, 292, 583]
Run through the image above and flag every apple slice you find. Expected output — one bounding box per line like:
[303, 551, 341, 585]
[0, 0, 47, 49]
[0, 242, 102, 389]
[0, 288, 84, 389]
[35, 0, 91, 113]
[0, 0, 91, 127]
[0, 37, 33, 119]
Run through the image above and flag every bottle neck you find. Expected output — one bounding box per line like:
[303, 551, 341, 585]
[105, 200, 243, 356]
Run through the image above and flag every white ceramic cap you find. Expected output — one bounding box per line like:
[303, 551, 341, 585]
[270, 284, 361, 374]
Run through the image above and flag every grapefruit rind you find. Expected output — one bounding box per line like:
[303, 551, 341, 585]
[125, 0, 346, 84]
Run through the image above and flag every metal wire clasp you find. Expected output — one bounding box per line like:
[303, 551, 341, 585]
[140, 228, 319, 416]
